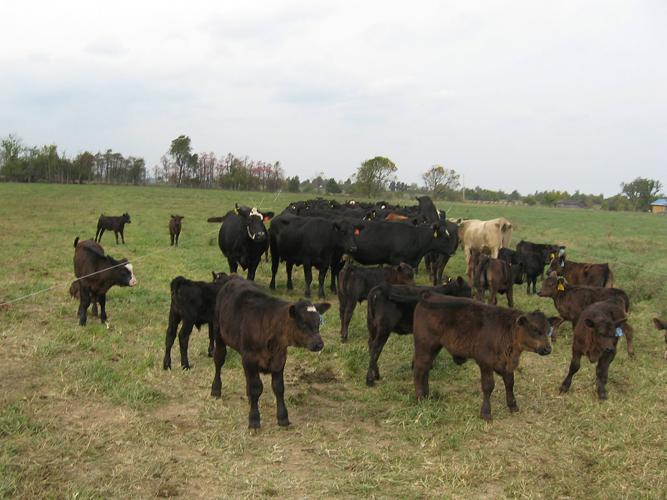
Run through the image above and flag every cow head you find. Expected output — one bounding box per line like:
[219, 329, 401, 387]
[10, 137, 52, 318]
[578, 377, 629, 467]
[111, 258, 137, 287]
[391, 262, 415, 284]
[334, 220, 361, 254]
[514, 312, 558, 355]
[288, 300, 331, 351]
[170, 214, 184, 227]
[583, 314, 627, 357]
[538, 272, 566, 297]
[122, 213, 131, 224]
[543, 244, 562, 265]
[240, 206, 273, 242]
[211, 271, 228, 283]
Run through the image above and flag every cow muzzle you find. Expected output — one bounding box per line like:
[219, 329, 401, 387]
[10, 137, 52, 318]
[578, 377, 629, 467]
[536, 345, 552, 356]
[308, 339, 324, 352]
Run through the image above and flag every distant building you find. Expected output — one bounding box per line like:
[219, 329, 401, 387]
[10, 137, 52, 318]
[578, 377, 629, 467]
[650, 198, 667, 214]
[556, 199, 586, 209]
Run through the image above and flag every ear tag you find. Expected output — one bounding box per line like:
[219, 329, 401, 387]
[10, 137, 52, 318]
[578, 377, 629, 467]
[557, 283, 565, 292]
[615, 327, 623, 337]
[547, 326, 553, 338]
[549, 253, 555, 260]
[354, 228, 360, 236]
[560, 261, 565, 268]
[233, 208, 238, 214]
[433, 230, 438, 238]
[319, 314, 324, 326]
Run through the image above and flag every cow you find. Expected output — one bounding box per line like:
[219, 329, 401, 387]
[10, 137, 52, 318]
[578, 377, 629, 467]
[269, 214, 361, 298]
[424, 218, 459, 285]
[72, 237, 137, 326]
[365, 277, 471, 386]
[516, 240, 561, 265]
[548, 255, 613, 288]
[95, 213, 131, 244]
[337, 262, 415, 341]
[413, 293, 559, 420]
[163, 272, 238, 370]
[349, 220, 453, 269]
[559, 300, 631, 400]
[208, 205, 274, 281]
[652, 318, 667, 360]
[210, 278, 331, 429]
[473, 253, 514, 307]
[458, 217, 513, 273]
[169, 215, 184, 246]
[499, 247, 547, 294]
[537, 273, 632, 353]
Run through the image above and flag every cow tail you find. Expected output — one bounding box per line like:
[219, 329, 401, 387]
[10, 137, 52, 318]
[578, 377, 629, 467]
[73, 236, 80, 248]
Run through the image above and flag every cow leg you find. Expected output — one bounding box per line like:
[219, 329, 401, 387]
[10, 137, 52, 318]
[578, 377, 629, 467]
[170, 234, 174, 246]
[500, 371, 518, 412]
[177, 320, 195, 369]
[316, 265, 327, 299]
[623, 325, 635, 358]
[286, 262, 294, 290]
[366, 326, 391, 386]
[506, 286, 514, 308]
[339, 298, 356, 342]
[479, 365, 495, 421]
[175, 233, 179, 246]
[413, 341, 442, 400]
[210, 338, 227, 398]
[490, 287, 498, 306]
[98, 293, 107, 323]
[595, 350, 615, 400]
[228, 258, 238, 275]
[243, 360, 263, 429]
[207, 323, 215, 357]
[90, 294, 99, 317]
[559, 352, 582, 394]
[120, 229, 125, 244]
[303, 261, 313, 298]
[95, 227, 101, 242]
[97, 228, 105, 242]
[78, 287, 92, 326]
[271, 370, 290, 427]
[163, 308, 180, 370]
[269, 247, 279, 289]
[246, 261, 258, 281]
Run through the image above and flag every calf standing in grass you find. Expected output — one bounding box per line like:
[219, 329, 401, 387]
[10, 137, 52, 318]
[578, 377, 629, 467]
[548, 255, 613, 287]
[169, 215, 184, 246]
[211, 278, 331, 429]
[653, 318, 667, 360]
[163, 272, 237, 370]
[413, 293, 560, 420]
[337, 262, 415, 341]
[473, 253, 514, 307]
[95, 213, 131, 244]
[72, 237, 137, 326]
[560, 300, 630, 399]
[537, 272, 632, 354]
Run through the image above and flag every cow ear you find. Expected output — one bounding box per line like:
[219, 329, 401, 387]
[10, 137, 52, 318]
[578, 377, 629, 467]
[653, 318, 666, 330]
[315, 302, 331, 315]
[584, 318, 595, 329]
[516, 315, 528, 326]
[549, 316, 564, 328]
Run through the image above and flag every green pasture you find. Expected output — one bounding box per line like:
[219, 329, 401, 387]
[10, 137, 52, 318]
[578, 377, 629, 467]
[0, 183, 665, 498]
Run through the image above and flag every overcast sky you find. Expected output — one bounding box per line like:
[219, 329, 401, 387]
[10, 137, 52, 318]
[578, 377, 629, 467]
[1, 0, 665, 195]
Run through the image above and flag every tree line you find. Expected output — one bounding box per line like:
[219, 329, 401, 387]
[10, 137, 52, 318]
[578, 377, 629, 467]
[1, 134, 662, 211]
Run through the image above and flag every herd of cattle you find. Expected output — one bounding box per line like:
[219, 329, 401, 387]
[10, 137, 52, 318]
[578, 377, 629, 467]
[69, 198, 667, 427]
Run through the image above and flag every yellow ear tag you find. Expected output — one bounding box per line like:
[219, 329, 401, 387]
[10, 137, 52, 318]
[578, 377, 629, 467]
[433, 230, 438, 238]
[233, 208, 238, 214]
[557, 283, 565, 291]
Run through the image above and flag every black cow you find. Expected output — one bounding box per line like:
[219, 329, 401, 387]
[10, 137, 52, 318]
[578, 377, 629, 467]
[516, 240, 562, 265]
[95, 213, 131, 244]
[365, 277, 472, 386]
[424, 218, 459, 285]
[208, 205, 274, 281]
[163, 272, 238, 370]
[269, 214, 362, 298]
[499, 247, 547, 294]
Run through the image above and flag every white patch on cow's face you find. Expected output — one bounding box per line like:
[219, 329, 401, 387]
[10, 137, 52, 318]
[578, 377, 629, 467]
[125, 263, 138, 286]
[306, 305, 317, 312]
[250, 207, 263, 219]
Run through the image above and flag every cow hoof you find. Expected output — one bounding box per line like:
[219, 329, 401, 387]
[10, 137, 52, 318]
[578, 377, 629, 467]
[181, 364, 191, 370]
[628, 351, 635, 359]
[598, 391, 607, 400]
[277, 418, 290, 427]
[508, 404, 519, 413]
[481, 413, 492, 422]
[211, 386, 222, 398]
[365, 377, 375, 387]
[248, 421, 261, 430]
[163, 361, 171, 370]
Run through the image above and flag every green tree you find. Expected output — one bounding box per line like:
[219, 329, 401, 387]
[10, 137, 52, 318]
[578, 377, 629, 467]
[355, 156, 397, 198]
[325, 178, 341, 194]
[73, 151, 95, 183]
[169, 135, 197, 186]
[286, 176, 300, 192]
[421, 165, 460, 198]
[620, 177, 663, 211]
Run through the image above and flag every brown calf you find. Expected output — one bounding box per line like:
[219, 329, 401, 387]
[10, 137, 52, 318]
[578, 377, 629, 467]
[413, 293, 559, 420]
[211, 278, 331, 428]
[337, 262, 415, 341]
[169, 215, 184, 246]
[560, 300, 630, 399]
[653, 318, 667, 360]
[537, 272, 633, 355]
[473, 254, 514, 307]
[548, 256, 613, 288]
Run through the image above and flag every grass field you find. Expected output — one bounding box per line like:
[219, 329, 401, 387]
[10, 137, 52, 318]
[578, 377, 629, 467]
[1, 183, 666, 499]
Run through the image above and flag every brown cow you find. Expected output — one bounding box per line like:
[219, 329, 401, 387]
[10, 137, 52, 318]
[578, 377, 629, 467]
[537, 272, 633, 355]
[560, 300, 630, 399]
[413, 293, 560, 420]
[548, 255, 613, 288]
[473, 254, 514, 307]
[337, 262, 415, 341]
[210, 278, 331, 428]
[653, 318, 667, 360]
[169, 215, 184, 246]
[73, 237, 137, 326]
